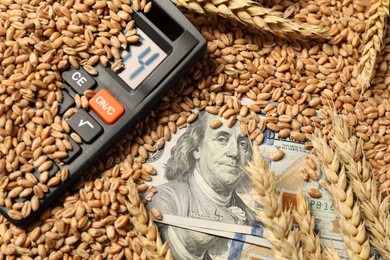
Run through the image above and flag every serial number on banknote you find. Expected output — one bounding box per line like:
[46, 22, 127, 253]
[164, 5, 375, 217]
[309, 199, 335, 212]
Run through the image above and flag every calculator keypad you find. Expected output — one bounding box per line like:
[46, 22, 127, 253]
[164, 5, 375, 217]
[61, 66, 125, 146]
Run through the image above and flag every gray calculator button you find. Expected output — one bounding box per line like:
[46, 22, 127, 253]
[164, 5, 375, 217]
[62, 137, 81, 164]
[68, 110, 102, 143]
[48, 162, 59, 178]
[62, 67, 96, 94]
[58, 89, 75, 115]
[33, 161, 59, 180]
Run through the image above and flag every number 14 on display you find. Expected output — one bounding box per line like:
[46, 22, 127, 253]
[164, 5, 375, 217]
[119, 29, 167, 89]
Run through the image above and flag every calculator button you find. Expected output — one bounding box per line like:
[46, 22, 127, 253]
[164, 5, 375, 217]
[58, 90, 75, 115]
[62, 67, 96, 94]
[33, 161, 59, 180]
[48, 162, 59, 178]
[89, 89, 125, 124]
[62, 137, 81, 164]
[68, 110, 103, 143]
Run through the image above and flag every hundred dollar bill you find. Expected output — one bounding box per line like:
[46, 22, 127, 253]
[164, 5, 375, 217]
[157, 222, 274, 260]
[156, 214, 348, 257]
[143, 109, 345, 258]
[158, 220, 352, 260]
[156, 214, 271, 247]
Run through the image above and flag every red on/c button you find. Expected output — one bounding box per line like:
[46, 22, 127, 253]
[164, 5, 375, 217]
[89, 89, 124, 124]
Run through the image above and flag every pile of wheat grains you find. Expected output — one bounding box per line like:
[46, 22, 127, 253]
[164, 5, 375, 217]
[0, 0, 389, 258]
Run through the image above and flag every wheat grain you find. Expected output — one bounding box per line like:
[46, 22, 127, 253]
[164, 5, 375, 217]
[270, 147, 285, 161]
[307, 187, 322, 198]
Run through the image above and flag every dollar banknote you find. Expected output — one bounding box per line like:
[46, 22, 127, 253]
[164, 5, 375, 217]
[156, 223, 274, 260]
[142, 109, 346, 259]
[156, 214, 271, 247]
[156, 219, 350, 259]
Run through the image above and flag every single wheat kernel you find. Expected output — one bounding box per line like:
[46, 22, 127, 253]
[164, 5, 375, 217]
[308, 188, 322, 198]
[271, 148, 285, 161]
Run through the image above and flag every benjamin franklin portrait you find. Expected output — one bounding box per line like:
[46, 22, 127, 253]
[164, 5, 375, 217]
[147, 110, 256, 259]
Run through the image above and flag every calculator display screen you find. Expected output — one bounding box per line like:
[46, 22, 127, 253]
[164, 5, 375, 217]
[119, 28, 167, 89]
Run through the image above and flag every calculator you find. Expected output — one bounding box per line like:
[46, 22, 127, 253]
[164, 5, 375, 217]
[0, 0, 206, 226]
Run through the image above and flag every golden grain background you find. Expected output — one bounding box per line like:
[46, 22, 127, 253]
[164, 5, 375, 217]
[0, 0, 389, 259]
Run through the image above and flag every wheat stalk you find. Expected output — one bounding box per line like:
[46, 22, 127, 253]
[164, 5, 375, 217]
[310, 136, 371, 259]
[125, 180, 173, 260]
[293, 187, 323, 259]
[357, 0, 390, 91]
[245, 145, 304, 259]
[328, 111, 390, 258]
[171, 0, 328, 41]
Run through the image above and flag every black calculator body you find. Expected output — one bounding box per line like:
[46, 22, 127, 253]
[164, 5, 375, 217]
[1, 0, 206, 226]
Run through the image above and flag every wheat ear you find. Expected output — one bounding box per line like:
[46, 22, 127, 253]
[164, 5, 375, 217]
[328, 111, 390, 258]
[358, 0, 390, 90]
[125, 180, 173, 260]
[170, 0, 328, 41]
[294, 187, 342, 260]
[245, 145, 303, 259]
[310, 136, 371, 259]
[293, 187, 323, 259]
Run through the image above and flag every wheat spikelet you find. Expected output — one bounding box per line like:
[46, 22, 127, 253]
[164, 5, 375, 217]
[245, 145, 303, 259]
[322, 247, 342, 260]
[125, 180, 173, 260]
[328, 111, 390, 258]
[170, 0, 328, 41]
[293, 187, 323, 259]
[358, 0, 390, 91]
[310, 136, 371, 259]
